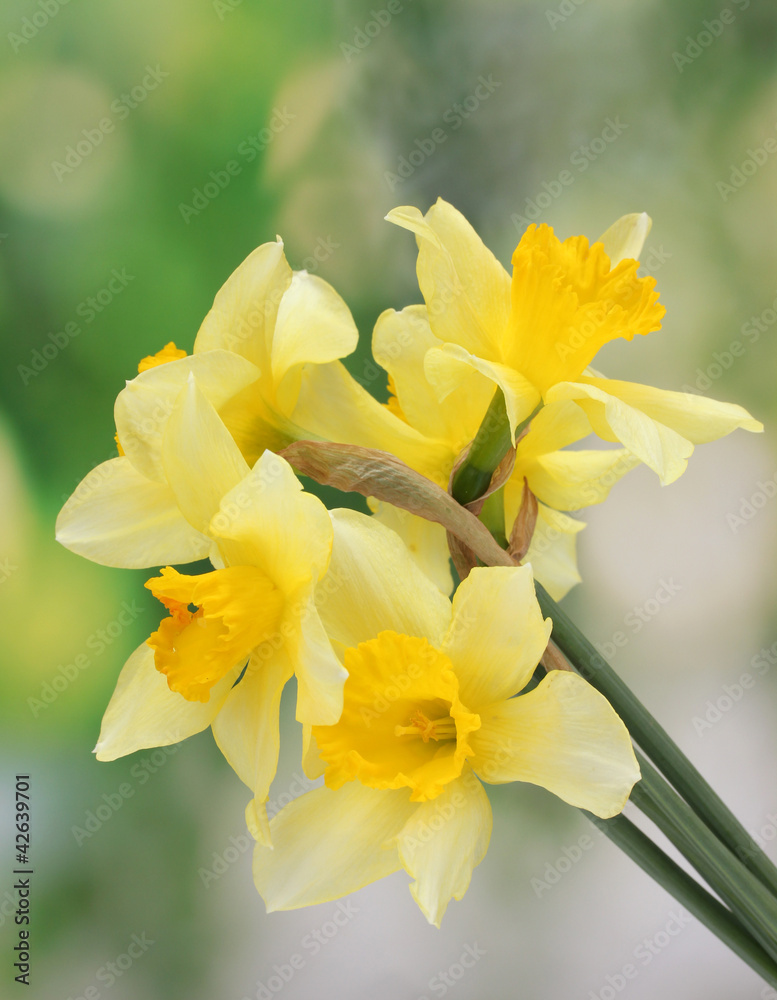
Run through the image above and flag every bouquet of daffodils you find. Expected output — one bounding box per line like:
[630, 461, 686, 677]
[56, 200, 777, 985]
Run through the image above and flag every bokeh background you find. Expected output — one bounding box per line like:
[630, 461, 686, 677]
[1, 0, 776, 997]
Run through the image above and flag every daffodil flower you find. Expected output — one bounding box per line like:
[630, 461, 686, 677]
[252, 511, 640, 924]
[56, 239, 442, 570]
[373, 294, 641, 597]
[386, 199, 762, 485]
[56, 345, 261, 568]
[92, 378, 346, 843]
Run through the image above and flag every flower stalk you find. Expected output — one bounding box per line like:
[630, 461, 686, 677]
[629, 754, 777, 964]
[584, 810, 777, 989]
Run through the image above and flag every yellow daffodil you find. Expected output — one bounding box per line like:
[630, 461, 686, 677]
[56, 345, 261, 568]
[373, 293, 642, 597]
[92, 378, 347, 843]
[252, 511, 640, 925]
[56, 239, 443, 570]
[386, 199, 762, 485]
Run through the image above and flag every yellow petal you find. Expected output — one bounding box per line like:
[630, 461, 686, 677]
[207, 452, 347, 723]
[387, 198, 511, 358]
[597, 212, 652, 266]
[368, 501, 454, 596]
[246, 796, 271, 847]
[317, 509, 451, 651]
[518, 447, 640, 511]
[511, 400, 638, 510]
[211, 649, 294, 844]
[55, 457, 209, 568]
[210, 450, 332, 593]
[470, 671, 640, 818]
[396, 771, 492, 926]
[162, 375, 250, 533]
[253, 782, 415, 910]
[270, 271, 359, 411]
[301, 725, 327, 780]
[115, 350, 260, 483]
[286, 589, 347, 727]
[372, 305, 493, 451]
[545, 380, 694, 485]
[583, 377, 763, 443]
[290, 360, 451, 486]
[520, 507, 585, 602]
[194, 240, 292, 369]
[441, 565, 551, 708]
[515, 400, 593, 458]
[94, 642, 240, 761]
[424, 343, 541, 442]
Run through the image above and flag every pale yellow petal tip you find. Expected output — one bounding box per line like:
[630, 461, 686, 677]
[246, 798, 273, 848]
[590, 744, 642, 819]
[594, 766, 643, 820]
[53, 518, 68, 546]
[93, 742, 115, 762]
[657, 461, 689, 487]
[385, 207, 429, 237]
[409, 883, 446, 928]
[628, 211, 652, 236]
[597, 212, 653, 266]
[301, 728, 327, 780]
[385, 205, 419, 222]
[409, 881, 472, 927]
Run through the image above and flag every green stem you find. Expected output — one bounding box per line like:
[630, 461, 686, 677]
[534, 580, 777, 900]
[584, 810, 777, 988]
[451, 389, 512, 505]
[478, 489, 507, 548]
[631, 754, 777, 964]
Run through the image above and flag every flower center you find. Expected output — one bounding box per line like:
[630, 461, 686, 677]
[395, 710, 457, 742]
[313, 631, 480, 801]
[217, 385, 293, 467]
[144, 565, 283, 702]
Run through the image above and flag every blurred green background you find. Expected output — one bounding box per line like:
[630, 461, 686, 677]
[1, 1, 776, 998]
